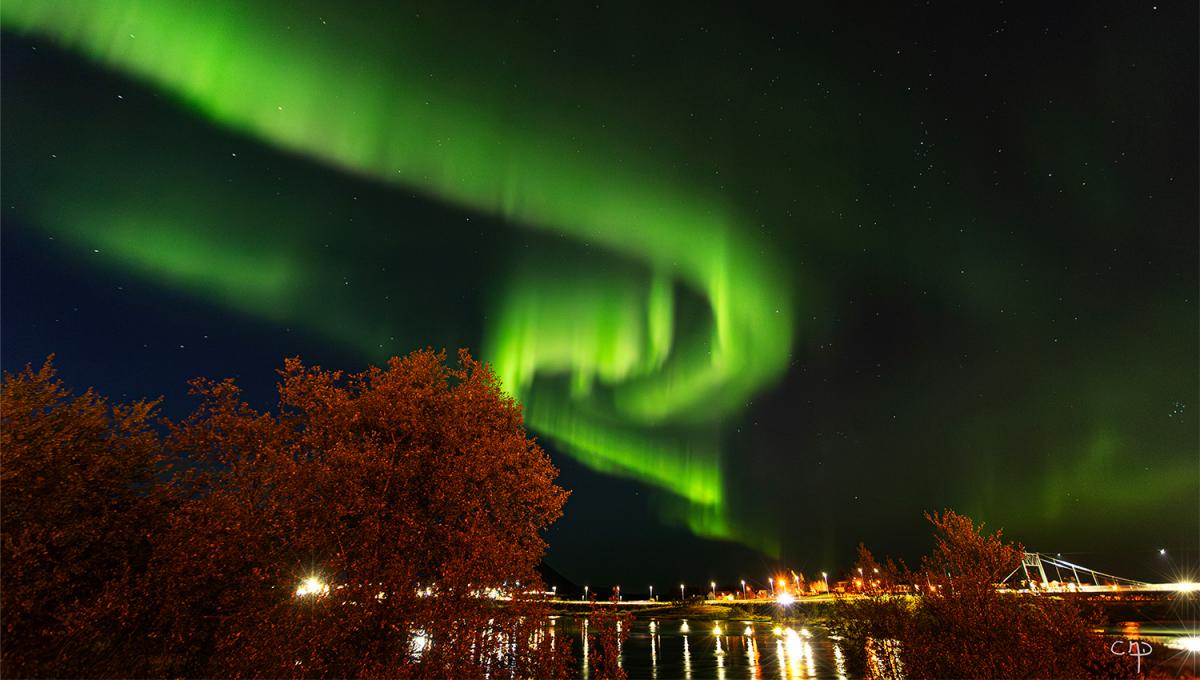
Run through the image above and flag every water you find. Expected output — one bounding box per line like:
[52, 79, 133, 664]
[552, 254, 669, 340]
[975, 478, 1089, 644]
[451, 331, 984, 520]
[1105, 620, 1200, 677]
[557, 618, 849, 679]
[553, 617, 1199, 679]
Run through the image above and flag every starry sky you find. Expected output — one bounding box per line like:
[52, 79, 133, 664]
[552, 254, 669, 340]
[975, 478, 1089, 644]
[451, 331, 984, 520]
[2, 0, 1196, 588]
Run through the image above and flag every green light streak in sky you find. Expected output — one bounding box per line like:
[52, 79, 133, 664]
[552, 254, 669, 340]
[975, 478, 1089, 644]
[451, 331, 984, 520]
[92, 223, 298, 318]
[2, 0, 794, 552]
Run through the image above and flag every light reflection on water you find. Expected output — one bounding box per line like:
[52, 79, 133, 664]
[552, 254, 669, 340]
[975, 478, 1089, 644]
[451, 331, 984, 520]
[552, 616, 1198, 679]
[682, 630, 692, 680]
[580, 617, 588, 678]
[560, 618, 844, 679]
[864, 637, 903, 679]
[832, 638, 848, 680]
[1105, 621, 1200, 676]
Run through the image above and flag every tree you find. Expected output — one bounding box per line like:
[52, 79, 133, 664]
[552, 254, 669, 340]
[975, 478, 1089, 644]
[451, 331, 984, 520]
[586, 589, 632, 680]
[2, 350, 574, 677]
[1, 357, 165, 676]
[148, 349, 572, 677]
[830, 509, 1136, 679]
[852, 542, 905, 595]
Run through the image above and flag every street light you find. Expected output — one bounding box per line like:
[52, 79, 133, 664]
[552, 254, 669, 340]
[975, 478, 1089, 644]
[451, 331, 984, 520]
[1160, 548, 1168, 556]
[711, 581, 716, 598]
[821, 572, 829, 592]
[680, 583, 685, 600]
[296, 576, 327, 598]
[552, 585, 557, 599]
[649, 585, 654, 601]
[584, 585, 589, 600]
[741, 579, 746, 598]
[616, 585, 621, 602]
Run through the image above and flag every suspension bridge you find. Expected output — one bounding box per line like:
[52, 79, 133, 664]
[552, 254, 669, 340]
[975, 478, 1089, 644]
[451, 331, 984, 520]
[1001, 552, 1194, 594]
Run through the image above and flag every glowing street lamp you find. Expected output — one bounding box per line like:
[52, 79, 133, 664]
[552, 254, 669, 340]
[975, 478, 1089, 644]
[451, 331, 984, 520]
[740, 579, 746, 598]
[649, 585, 654, 600]
[680, 584, 685, 600]
[711, 581, 716, 598]
[296, 576, 327, 598]
[1160, 548, 1167, 556]
[822, 572, 829, 592]
[584, 585, 589, 600]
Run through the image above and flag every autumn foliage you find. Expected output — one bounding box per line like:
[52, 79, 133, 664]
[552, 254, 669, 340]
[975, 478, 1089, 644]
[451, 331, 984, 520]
[585, 590, 633, 680]
[1, 351, 572, 677]
[1, 358, 165, 676]
[829, 510, 1137, 679]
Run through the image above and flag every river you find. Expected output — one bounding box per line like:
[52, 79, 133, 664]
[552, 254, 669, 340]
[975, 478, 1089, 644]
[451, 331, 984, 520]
[551, 617, 1198, 679]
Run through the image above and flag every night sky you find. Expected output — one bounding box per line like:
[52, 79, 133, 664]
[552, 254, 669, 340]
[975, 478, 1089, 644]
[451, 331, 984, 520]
[2, 1, 1196, 589]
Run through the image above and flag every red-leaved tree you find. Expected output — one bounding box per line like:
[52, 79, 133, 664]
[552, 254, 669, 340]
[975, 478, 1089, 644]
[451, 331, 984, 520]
[830, 510, 1137, 679]
[1, 358, 166, 676]
[586, 589, 633, 680]
[2, 350, 573, 677]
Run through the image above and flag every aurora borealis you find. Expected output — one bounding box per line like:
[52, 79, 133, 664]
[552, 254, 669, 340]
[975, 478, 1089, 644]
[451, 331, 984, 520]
[2, 1, 1196, 584]
[1, 0, 793, 553]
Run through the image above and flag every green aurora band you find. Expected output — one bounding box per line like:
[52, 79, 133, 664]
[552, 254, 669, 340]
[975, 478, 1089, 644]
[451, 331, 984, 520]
[2, 0, 794, 552]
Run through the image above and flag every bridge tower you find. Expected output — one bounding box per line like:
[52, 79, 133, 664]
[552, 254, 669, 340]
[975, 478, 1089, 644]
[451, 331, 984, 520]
[1020, 552, 1049, 587]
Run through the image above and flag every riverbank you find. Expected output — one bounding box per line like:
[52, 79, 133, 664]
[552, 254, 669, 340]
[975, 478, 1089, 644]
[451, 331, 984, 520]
[550, 599, 835, 623]
[548, 590, 1189, 625]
